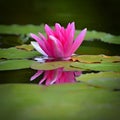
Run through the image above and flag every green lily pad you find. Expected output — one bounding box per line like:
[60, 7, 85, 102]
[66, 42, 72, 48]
[72, 55, 120, 63]
[16, 44, 34, 51]
[77, 72, 120, 89]
[71, 55, 120, 72]
[0, 84, 120, 120]
[71, 62, 120, 72]
[85, 30, 120, 44]
[31, 61, 82, 71]
[0, 24, 44, 35]
[0, 60, 34, 71]
[76, 30, 120, 44]
[0, 47, 39, 59]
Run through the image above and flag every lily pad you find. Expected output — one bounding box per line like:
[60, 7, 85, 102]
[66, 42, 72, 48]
[0, 24, 44, 35]
[16, 44, 34, 51]
[71, 55, 120, 72]
[77, 72, 120, 89]
[0, 47, 39, 59]
[31, 61, 82, 71]
[76, 30, 120, 44]
[0, 60, 34, 71]
[71, 62, 120, 72]
[71, 55, 120, 63]
[0, 84, 120, 120]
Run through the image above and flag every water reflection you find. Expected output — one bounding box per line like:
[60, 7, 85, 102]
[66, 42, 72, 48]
[30, 68, 81, 85]
[30, 58, 81, 85]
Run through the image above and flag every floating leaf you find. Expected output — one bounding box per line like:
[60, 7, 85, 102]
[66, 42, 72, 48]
[0, 47, 39, 59]
[0, 84, 120, 120]
[71, 55, 120, 72]
[16, 44, 34, 51]
[71, 62, 120, 72]
[77, 72, 120, 89]
[71, 55, 120, 63]
[76, 30, 120, 44]
[0, 24, 44, 35]
[86, 31, 120, 44]
[0, 60, 34, 71]
[31, 61, 82, 71]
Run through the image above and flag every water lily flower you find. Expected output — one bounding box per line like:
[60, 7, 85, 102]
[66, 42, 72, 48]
[30, 68, 82, 85]
[30, 22, 87, 59]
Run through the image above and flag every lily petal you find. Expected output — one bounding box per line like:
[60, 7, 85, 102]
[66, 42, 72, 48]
[55, 23, 61, 31]
[64, 22, 75, 55]
[69, 28, 87, 55]
[45, 24, 54, 36]
[31, 41, 48, 56]
[49, 35, 64, 58]
[30, 33, 42, 44]
[38, 32, 46, 41]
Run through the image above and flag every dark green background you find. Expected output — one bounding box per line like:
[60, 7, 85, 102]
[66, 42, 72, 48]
[0, 0, 119, 35]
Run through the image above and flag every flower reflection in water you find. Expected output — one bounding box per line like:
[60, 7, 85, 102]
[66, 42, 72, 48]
[30, 67, 81, 85]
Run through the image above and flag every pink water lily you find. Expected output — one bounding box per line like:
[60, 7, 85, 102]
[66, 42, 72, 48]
[30, 68, 82, 85]
[30, 22, 87, 59]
